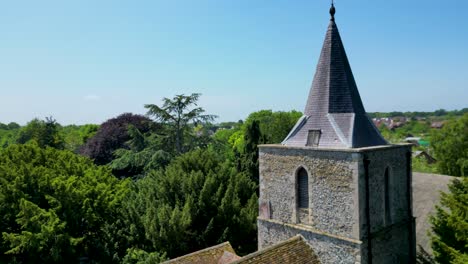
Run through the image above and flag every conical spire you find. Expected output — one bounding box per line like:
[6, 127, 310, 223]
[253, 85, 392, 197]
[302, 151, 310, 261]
[282, 5, 386, 148]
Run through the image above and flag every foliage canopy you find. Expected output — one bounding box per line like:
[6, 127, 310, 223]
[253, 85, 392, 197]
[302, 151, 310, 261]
[145, 93, 216, 154]
[122, 148, 258, 258]
[80, 113, 152, 166]
[0, 143, 130, 263]
[110, 125, 172, 178]
[431, 114, 468, 176]
[429, 176, 468, 263]
[244, 110, 302, 144]
[16, 117, 64, 149]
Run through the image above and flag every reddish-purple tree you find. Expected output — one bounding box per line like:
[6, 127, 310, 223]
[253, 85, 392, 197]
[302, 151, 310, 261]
[80, 113, 153, 165]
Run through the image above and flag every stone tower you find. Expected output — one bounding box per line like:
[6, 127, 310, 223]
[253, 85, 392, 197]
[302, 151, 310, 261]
[257, 5, 416, 264]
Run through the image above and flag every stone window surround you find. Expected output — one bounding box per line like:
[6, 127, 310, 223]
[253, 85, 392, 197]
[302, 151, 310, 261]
[294, 165, 312, 225]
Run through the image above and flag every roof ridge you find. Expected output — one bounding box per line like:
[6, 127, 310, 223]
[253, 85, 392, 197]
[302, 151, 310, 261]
[162, 241, 235, 264]
[230, 235, 306, 264]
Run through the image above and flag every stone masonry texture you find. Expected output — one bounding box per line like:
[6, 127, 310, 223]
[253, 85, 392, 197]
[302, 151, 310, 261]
[258, 144, 416, 263]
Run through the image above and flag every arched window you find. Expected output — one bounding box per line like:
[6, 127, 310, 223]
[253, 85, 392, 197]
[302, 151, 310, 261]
[297, 167, 309, 209]
[384, 167, 391, 225]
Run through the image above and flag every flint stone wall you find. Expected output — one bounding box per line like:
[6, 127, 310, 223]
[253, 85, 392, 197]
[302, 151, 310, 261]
[364, 146, 412, 233]
[259, 146, 358, 238]
[363, 146, 415, 262]
[370, 220, 414, 264]
[258, 144, 415, 264]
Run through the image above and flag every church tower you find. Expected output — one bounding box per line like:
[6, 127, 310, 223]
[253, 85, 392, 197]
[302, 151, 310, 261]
[258, 4, 416, 263]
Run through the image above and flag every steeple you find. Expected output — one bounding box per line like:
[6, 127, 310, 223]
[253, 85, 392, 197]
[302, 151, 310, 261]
[282, 4, 386, 148]
[259, 5, 415, 263]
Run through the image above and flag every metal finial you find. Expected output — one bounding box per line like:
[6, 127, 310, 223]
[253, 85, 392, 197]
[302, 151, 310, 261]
[330, 2, 336, 21]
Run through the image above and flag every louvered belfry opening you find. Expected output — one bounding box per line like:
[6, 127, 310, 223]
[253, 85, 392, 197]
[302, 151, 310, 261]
[306, 130, 321, 147]
[297, 168, 309, 209]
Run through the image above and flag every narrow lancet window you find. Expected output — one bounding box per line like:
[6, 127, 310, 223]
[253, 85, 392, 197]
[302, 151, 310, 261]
[297, 168, 309, 209]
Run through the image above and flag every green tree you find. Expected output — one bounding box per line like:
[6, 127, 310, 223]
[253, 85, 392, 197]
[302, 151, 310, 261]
[377, 123, 399, 143]
[211, 126, 241, 161]
[110, 126, 172, 178]
[238, 120, 264, 182]
[121, 248, 167, 264]
[431, 114, 468, 176]
[122, 148, 258, 259]
[0, 129, 20, 148]
[7, 122, 20, 130]
[393, 120, 431, 138]
[244, 110, 302, 144]
[416, 245, 436, 264]
[0, 143, 130, 263]
[412, 156, 438, 174]
[429, 177, 468, 263]
[60, 124, 99, 152]
[434, 109, 448, 117]
[16, 117, 64, 149]
[145, 93, 216, 154]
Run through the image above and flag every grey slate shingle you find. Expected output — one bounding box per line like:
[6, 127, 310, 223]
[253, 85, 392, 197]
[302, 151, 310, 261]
[283, 19, 386, 148]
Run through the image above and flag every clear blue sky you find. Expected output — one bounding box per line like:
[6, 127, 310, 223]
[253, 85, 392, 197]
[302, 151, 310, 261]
[1, 0, 467, 125]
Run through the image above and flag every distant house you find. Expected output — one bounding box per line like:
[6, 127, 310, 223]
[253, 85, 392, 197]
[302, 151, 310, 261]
[372, 117, 407, 130]
[431, 121, 445, 129]
[388, 116, 411, 129]
[392, 116, 410, 122]
[372, 118, 392, 128]
[372, 118, 381, 127]
[389, 121, 404, 129]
